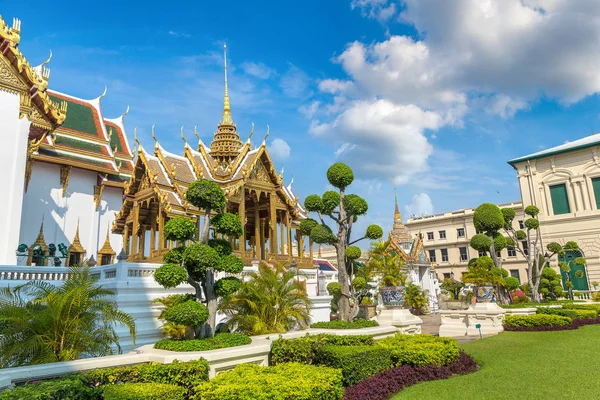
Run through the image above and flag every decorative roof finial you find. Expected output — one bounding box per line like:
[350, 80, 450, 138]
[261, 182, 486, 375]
[221, 43, 233, 125]
[42, 49, 53, 66]
[393, 181, 400, 218]
[151, 124, 159, 149]
[247, 122, 254, 143]
[133, 126, 141, 152]
[262, 124, 270, 146]
[99, 84, 107, 100]
[181, 125, 188, 146]
[121, 105, 130, 118]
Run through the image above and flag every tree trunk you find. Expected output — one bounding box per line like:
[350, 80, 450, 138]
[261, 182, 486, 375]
[335, 189, 352, 322]
[202, 270, 218, 338]
[200, 208, 211, 244]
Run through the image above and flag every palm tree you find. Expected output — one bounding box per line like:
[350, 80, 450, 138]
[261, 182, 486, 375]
[367, 240, 406, 287]
[0, 266, 136, 367]
[219, 261, 311, 335]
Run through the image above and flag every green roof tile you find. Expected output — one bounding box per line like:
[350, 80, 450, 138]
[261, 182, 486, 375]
[49, 95, 99, 136]
[54, 135, 103, 154]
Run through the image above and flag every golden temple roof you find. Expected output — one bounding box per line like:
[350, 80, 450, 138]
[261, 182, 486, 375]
[389, 183, 413, 244]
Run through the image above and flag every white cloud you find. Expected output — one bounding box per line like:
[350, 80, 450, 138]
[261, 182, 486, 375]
[280, 64, 312, 98]
[241, 62, 275, 79]
[168, 30, 191, 38]
[351, 0, 397, 22]
[268, 138, 291, 160]
[299, 101, 321, 119]
[404, 193, 434, 218]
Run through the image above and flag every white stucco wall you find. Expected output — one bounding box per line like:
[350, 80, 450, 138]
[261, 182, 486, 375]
[0, 91, 29, 265]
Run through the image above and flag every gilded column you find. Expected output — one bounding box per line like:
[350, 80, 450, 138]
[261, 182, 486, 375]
[286, 212, 292, 258]
[254, 200, 260, 258]
[158, 210, 165, 251]
[131, 201, 140, 258]
[123, 224, 130, 255]
[280, 214, 285, 254]
[139, 227, 146, 258]
[269, 193, 277, 254]
[260, 218, 266, 259]
[298, 232, 304, 260]
[150, 210, 157, 255]
[239, 191, 246, 253]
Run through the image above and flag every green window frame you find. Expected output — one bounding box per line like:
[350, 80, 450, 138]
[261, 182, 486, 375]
[549, 183, 571, 215]
[592, 177, 600, 210]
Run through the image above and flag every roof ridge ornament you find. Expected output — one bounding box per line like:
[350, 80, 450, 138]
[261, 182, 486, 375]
[98, 84, 107, 100]
[247, 122, 254, 143]
[262, 124, 270, 146]
[181, 125, 188, 147]
[121, 105, 130, 118]
[42, 49, 52, 66]
[133, 126, 141, 152]
[151, 124, 159, 149]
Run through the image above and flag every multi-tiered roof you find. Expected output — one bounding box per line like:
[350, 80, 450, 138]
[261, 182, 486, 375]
[388, 185, 429, 263]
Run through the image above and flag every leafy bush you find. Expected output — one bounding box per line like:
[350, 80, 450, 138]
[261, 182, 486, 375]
[343, 351, 478, 400]
[510, 289, 527, 303]
[376, 334, 460, 367]
[163, 301, 209, 327]
[192, 363, 343, 400]
[0, 378, 97, 400]
[504, 314, 572, 328]
[536, 307, 578, 320]
[80, 359, 209, 396]
[316, 345, 392, 386]
[310, 319, 378, 329]
[104, 383, 185, 400]
[564, 304, 600, 313]
[270, 334, 374, 365]
[154, 333, 251, 352]
[574, 309, 598, 319]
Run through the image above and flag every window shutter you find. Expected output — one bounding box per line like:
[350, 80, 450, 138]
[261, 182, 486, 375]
[549, 184, 571, 215]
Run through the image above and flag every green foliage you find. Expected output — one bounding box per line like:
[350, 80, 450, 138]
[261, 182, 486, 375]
[574, 257, 586, 266]
[524, 218, 540, 230]
[469, 234, 492, 252]
[365, 224, 383, 240]
[326, 162, 354, 190]
[441, 278, 464, 300]
[163, 247, 185, 265]
[163, 301, 209, 327]
[351, 277, 368, 291]
[214, 277, 241, 297]
[192, 363, 344, 400]
[462, 256, 502, 286]
[564, 304, 600, 313]
[405, 283, 427, 314]
[153, 294, 194, 339]
[154, 263, 188, 289]
[492, 233, 508, 251]
[343, 194, 368, 216]
[564, 241, 579, 251]
[524, 205, 540, 216]
[186, 179, 226, 211]
[503, 277, 520, 291]
[504, 314, 572, 327]
[322, 191, 341, 214]
[501, 208, 516, 225]
[164, 218, 196, 242]
[219, 263, 311, 335]
[345, 246, 362, 260]
[546, 242, 563, 254]
[310, 224, 336, 244]
[473, 203, 504, 233]
[317, 345, 392, 386]
[538, 267, 563, 299]
[310, 319, 379, 329]
[207, 238, 232, 256]
[104, 383, 186, 400]
[304, 194, 324, 212]
[536, 307, 578, 320]
[368, 240, 406, 287]
[327, 282, 341, 313]
[210, 213, 243, 237]
[376, 334, 460, 367]
[0, 266, 135, 367]
[154, 333, 251, 351]
[270, 334, 375, 365]
[184, 244, 220, 276]
[299, 218, 318, 236]
[505, 237, 516, 248]
[0, 378, 95, 400]
[80, 359, 209, 396]
[217, 254, 244, 274]
[516, 230, 527, 240]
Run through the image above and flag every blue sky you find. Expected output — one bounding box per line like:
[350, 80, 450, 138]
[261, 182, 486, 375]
[6, 0, 600, 241]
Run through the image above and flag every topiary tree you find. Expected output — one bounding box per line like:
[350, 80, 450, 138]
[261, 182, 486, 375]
[558, 242, 587, 301]
[153, 179, 244, 338]
[303, 163, 383, 321]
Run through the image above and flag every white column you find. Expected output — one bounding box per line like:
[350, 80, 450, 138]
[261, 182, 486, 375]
[0, 91, 30, 264]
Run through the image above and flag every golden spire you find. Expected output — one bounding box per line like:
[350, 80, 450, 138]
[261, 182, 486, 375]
[32, 217, 47, 248]
[69, 220, 85, 253]
[221, 44, 233, 125]
[99, 227, 115, 256]
[390, 182, 412, 244]
[394, 182, 401, 220]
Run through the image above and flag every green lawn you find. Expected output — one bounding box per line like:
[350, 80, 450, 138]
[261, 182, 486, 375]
[394, 325, 600, 399]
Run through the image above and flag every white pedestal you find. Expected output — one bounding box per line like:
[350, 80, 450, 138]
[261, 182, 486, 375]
[377, 308, 422, 334]
[439, 302, 506, 338]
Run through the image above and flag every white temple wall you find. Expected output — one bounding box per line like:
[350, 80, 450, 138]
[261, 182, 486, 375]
[20, 164, 124, 264]
[0, 91, 29, 265]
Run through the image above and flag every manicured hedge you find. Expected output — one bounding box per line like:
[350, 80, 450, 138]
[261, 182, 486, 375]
[0, 378, 97, 400]
[564, 304, 600, 314]
[536, 307, 578, 320]
[104, 383, 186, 400]
[343, 351, 478, 400]
[317, 345, 392, 386]
[504, 314, 572, 328]
[310, 319, 379, 329]
[270, 334, 375, 365]
[376, 334, 460, 367]
[154, 333, 251, 351]
[192, 363, 344, 400]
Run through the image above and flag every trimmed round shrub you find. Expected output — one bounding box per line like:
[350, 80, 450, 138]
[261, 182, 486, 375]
[186, 179, 226, 211]
[304, 194, 324, 212]
[214, 277, 241, 297]
[516, 230, 527, 240]
[473, 203, 504, 233]
[104, 383, 185, 400]
[164, 218, 196, 242]
[322, 191, 341, 214]
[376, 334, 460, 367]
[299, 218, 318, 236]
[211, 213, 243, 237]
[564, 241, 579, 251]
[469, 234, 491, 252]
[352, 277, 368, 291]
[524, 218, 540, 230]
[310, 224, 336, 244]
[154, 333, 251, 352]
[505, 237, 515, 248]
[504, 276, 520, 291]
[524, 205, 540, 216]
[163, 301, 209, 327]
[326, 162, 354, 189]
[163, 247, 185, 265]
[493, 233, 507, 251]
[546, 242, 563, 254]
[365, 224, 383, 240]
[327, 282, 342, 296]
[184, 243, 220, 274]
[343, 194, 368, 216]
[207, 238, 232, 256]
[217, 254, 244, 274]
[345, 246, 362, 260]
[154, 263, 188, 289]
[501, 207, 516, 223]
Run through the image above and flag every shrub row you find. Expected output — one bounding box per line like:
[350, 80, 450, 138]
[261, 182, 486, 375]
[506, 315, 600, 331]
[154, 333, 251, 352]
[564, 304, 600, 314]
[376, 334, 460, 367]
[104, 383, 186, 400]
[536, 307, 598, 320]
[342, 351, 478, 400]
[310, 319, 379, 329]
[192, 363, 344, 400]
[504, 314, 572, 328]
[317, 345, 392, 386]
[0, 378, 97, 400]
[270, 334, 374, 365]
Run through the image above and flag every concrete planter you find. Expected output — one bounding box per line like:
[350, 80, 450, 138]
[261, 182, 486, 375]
[358, 304, 377, 320]
[380, 286, 406, 309]
[475, 286, 495, 303]
[446, 300, 467, 310]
